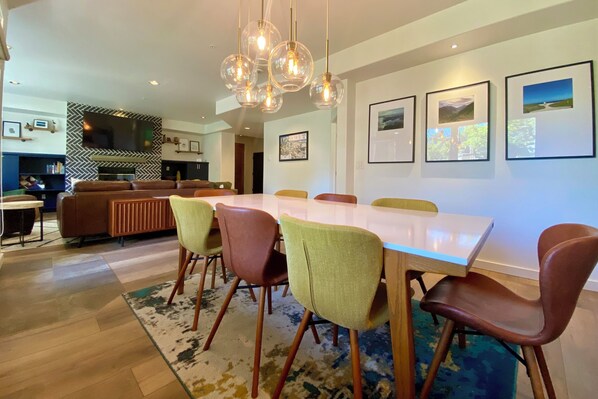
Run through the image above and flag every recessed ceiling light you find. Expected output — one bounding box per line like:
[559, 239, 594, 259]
[9, 80, 20, 85]
[201, 116, 206, 119]
[451, 44, 458, 49]
[148, 80, 159, 86]
[244, 127, 250, 130]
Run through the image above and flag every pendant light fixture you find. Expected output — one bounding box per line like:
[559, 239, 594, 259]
[242, 0, 281, 68]
[236, 80, 259, 108]
[310, 0, 344, 109]
[258, 77, 283, 113]
[221, 0, 257, 93]
[268, 0, 314, 92]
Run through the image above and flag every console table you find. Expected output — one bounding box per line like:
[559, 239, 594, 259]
[0, 200, 44, 247]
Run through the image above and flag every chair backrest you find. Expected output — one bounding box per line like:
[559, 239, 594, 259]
[314, 193, 357, 204]
[169, 195, 217, 254]
[275, 189, 308, 199]
[194, 188, 237, 197]
[371, 197, 438, 212]
[280, 214, 384, 331]
[216, 203, 280, 285]
[536, 223, 598, 343]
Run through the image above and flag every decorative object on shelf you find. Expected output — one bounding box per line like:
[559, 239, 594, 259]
[24, 120, 57, 133]
[242, 0, 281, 68]
[310, 0, 344, 110]
[178, 138, 189, 152]
[162, 135, 180, 144]
[190, 141, 200, 153]
[2, 121, 21, 138]
[269, 0, 314, 93]
[425, 81, 490, 162]
[279, 131, 308, 161]
[505, 60, 595, 160]
[368, 96, 416, 164]
[221, 0, 257, 93]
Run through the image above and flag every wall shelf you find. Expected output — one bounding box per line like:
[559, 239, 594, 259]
[3, 137, 33, 142]
[25, 121, 57, 133]
[175, 150, 203, 154]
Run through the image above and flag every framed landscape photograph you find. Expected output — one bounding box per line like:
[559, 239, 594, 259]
[279, 131, 308, 161]
[368, 96, 416, 163]
[2, 121, 21, 138]
[505, 60, 595, 160]
[190, 140, 200, 153]
[425, 81, 490, 162]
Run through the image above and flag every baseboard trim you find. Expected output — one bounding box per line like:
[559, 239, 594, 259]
[473, 259, 598, 292]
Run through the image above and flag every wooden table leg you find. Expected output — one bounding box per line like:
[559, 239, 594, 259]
[384, 249, 415, 399]
[177, 244, 186, 295]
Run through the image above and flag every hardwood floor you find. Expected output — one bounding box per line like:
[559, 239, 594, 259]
[1, 234, 596, 398]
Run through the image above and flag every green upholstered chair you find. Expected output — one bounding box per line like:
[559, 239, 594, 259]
[274, 189, 308, 198]
[167, 195, 226, 331]
[273, 215, 389, 399]
[371, 197, 439, 325]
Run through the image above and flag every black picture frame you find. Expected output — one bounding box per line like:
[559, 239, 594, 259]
[279, 131, 308, 161]
[425, 81, 490, 162]
[505, 60, 595, 160]
[2, 121, 21, 138]
[368, 95, 416, 163]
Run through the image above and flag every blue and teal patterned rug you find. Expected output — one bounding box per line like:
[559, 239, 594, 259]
[124, 275, 517, 398]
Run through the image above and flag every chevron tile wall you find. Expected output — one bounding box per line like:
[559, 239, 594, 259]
[66, 102, 162, 192]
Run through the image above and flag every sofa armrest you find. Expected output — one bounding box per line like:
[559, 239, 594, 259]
[57, 192, 78, 238]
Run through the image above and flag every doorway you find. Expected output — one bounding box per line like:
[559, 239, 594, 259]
[234, 143, 245, 194]
[252, 152, 263, 193]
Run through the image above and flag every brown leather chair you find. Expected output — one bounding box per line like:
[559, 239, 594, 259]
[419, 223, 598, 399]
[314, 193, 357, 204]
[202, 204, 289, 398]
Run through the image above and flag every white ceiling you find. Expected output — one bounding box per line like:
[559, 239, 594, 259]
[3, 0, 598, 138]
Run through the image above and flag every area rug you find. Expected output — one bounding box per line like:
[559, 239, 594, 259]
[124, 275, 517, 398]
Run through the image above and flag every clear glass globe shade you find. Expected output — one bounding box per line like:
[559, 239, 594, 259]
[220, 53, 256, 92]
[236, 82, 259, 108]
[258, 84, 283, 113]
[242, 20, 281, 67]
[310, 73, 344, 109]
[268, 40, 314, 92]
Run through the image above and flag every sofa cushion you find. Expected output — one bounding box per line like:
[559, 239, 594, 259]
[176, 180, 211, 189]
[74, 181, 131, 192]
[131, 180, 176, 190]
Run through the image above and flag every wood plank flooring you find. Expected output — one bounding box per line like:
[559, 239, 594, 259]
[1, 234, 597, 398]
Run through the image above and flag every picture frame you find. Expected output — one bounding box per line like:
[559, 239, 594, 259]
[178, 138, 189, 152]
[2, 121, 21, 138]
[33, 119, 49, 129]
[190, 140, 200, 153]
[368, 95, 416, 163]
[425, 81, 490, 162]
[505, 60, 595, 160]
[279, 131, 308, 161]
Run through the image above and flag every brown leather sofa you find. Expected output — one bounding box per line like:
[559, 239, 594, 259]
[57, 179, 211, 241]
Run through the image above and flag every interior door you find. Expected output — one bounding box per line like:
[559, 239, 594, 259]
[234, 143, 245, 194]
[252, 152, 263, 194]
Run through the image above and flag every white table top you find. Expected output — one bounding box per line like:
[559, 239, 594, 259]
[197, 194, 494, 266]
[0, 200, 44, 210]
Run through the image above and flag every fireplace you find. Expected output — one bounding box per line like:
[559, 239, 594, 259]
[98, 166, 136, 181]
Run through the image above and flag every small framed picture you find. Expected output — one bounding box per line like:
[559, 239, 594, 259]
[33, 119, 49, 129]
[178, 138, 189, 152]
[2, 121, 21, 138]
[190, 140, 200, 153]
[279, 131, 308, 161]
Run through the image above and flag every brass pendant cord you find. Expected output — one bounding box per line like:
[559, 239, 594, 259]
[325, 0, 329, 74]
[288, 0, 293, 41]
[237, 0, 241, 54]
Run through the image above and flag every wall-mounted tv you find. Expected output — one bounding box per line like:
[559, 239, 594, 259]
[82, 111, 154, 152]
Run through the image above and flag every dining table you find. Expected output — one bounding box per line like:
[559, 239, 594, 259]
[193, 193, 494, 398]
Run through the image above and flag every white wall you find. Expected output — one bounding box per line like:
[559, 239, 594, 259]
[1, 94, 67, 155]
[352, 19, 598, 287]
[264, 110, 334, 196]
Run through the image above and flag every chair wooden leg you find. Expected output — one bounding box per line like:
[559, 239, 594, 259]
[247, 284, 257, 302]
[272, 309, 313, 399]
[189, 257, 199, 274]
[168, 250, 191, 305]
[220, 257, 227, 284]
[416, 275, 439, 325]
[191, 256, 210, 331]
[455, 323, 467, 349]
[421, 319, 455, 399]
[522, 345, 546, 399]
[349, 329, 363, 399]
[310, 325, 321, 344]
[203, 277, 241, 350]
[177, 245, 187, 295]
[267, 286, 273, 315]
[210, 256, 217, 289]
[251, 287, 267, 398]
[533, 346, 556, 399]
[332, 324, 339, 347]
[282, 284, 290, 297]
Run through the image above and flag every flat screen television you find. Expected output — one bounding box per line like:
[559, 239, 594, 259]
[82, 111, 154, 152]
